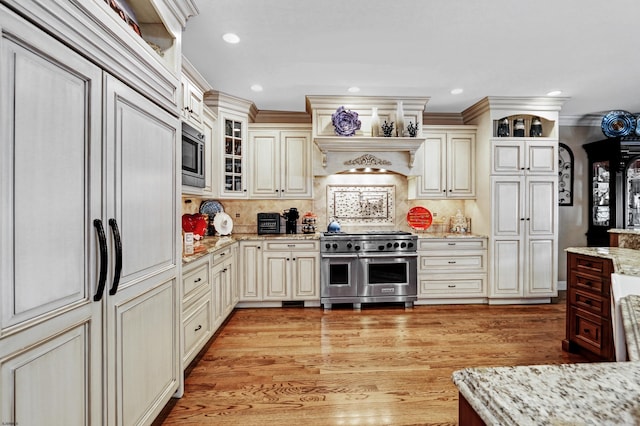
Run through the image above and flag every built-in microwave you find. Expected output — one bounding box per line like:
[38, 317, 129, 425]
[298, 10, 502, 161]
[182, 122, 205, 188]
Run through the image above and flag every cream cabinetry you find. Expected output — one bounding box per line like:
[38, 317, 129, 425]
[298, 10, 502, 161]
[416, 238, 488, 304]
[409, 126, 477, 199]
[248, 124, 313, 199]
[180, 73, 204, 127]
[262, 240, 320, 302]
[462, 97, 567, 305]
[490, 175, 557, 300]
[239, 241, 264, 301]
[0, 7, 181, 425]
[211, 245, 237, 329]
[491, 139, 557, 175]
[182, 256, 213, 366]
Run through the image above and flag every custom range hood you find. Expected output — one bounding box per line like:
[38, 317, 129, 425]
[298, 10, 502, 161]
[306, 96, 429, 176]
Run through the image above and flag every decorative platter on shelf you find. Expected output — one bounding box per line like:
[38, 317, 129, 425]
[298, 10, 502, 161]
[407, 206, 433, 230]
[601, 110, 636, 138]
[213, 212, 233, 236]
[199, 200, 224, 217]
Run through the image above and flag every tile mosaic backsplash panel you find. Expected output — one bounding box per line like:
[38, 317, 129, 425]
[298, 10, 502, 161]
[328, 185, 394, 224]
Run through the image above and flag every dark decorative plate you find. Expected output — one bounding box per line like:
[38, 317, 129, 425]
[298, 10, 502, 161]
[199, 200, 224, 217]
[601, 110, 636, 138]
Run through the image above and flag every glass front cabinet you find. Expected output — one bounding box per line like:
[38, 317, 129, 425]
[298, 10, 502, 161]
[220, 113, 248, 198]
[584, 138, 640, 246]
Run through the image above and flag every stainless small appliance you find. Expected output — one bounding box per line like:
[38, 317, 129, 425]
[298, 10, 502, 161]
[181, 122, 205, 188]
[320, 231, 418, 309]
[257, 212, 281, 234]
[283, 208, 299, 234]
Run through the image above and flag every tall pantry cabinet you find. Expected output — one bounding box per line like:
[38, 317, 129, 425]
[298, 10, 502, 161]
[462, 97, 568, 304]
[0, 1, 193, 425]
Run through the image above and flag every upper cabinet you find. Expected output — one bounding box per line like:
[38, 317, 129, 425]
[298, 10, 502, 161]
[249, 124, 313, 199]
[5, 0, 198, 112]
[491, 139, 557, 175]
[180, 56, 211, 129]
[205, 91, 255, 199]
[409, 125, 477, 199]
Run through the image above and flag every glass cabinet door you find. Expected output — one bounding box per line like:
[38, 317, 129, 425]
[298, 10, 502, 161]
[223, 118, 244, 195]
[627, 158, 640, 227]
[592, 160, 610, 226]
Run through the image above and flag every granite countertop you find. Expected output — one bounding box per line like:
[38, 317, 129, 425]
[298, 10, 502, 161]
[452, 362, 640, 425]
[566, 246, 640, 276]
[182, 233, 321, 264]
[609, 229, 640, 235]
[622, 294, 640, 362]
[414, 232, 487, 239]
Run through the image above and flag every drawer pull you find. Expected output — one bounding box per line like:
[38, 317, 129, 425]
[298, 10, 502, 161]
[287, 244, 296, 247]
[583, 328, 590, 334]
[448, 261, 457, 264]
[194, 324, 202, 332]
[447, 284, 456, 288]
[447, 242, 456, 246]
[194, 277, 202, 283]
[585, 300, 592, 305]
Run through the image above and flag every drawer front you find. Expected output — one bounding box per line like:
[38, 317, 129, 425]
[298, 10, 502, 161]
[183, 296, 213, 363]
[418, 239, 486, 251]
[182, 262, 210, 301]
[570, 254, 610, 277]
[570, 288, 610, 318]
[569, 307, 611, 357]
[573, 271, 606, 295]
[264, 240, 319, 252]
[419, 277, 485, 297]
[212, 246, 232, 266]
[420, 255, 485, 272]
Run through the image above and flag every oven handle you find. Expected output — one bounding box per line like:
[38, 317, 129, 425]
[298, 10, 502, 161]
[358, 252, 418, 259]
[321, 253, 359, 259]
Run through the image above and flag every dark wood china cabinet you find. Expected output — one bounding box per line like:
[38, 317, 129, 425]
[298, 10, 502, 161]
[584, 138, 640, 246]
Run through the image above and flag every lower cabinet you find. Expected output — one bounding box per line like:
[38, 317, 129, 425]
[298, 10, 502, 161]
[416, 238, 488, 304]
[263, 240, 320, 301]
[563, 252, 614, 361]
[238, 239, 320, 304]
[181, 244, 237, 368]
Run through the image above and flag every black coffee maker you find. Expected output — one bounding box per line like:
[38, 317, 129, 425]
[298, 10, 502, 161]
[283, 208, 299, 234]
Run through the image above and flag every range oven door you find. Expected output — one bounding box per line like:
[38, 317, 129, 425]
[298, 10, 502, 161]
[359, 253, 418, 298]
[321, 254, 359, 298]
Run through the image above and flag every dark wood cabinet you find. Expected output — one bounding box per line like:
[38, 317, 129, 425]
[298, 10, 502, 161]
[563, 252, 615, 361]
[584, 138, 640, 246]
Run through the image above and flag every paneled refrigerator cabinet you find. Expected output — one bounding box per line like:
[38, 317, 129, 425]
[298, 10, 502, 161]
[0, 7, 180, 425]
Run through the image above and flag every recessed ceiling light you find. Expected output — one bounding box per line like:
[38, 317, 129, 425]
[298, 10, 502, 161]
[547, 90, 562, 96]
[250, 84, 263, 92]
[347, 86, 360, 93]
[450, 88, 464, 95]
[222, 33, 240, 44]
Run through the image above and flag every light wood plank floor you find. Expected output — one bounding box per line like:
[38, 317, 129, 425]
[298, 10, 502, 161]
[155, 297, 588, 425]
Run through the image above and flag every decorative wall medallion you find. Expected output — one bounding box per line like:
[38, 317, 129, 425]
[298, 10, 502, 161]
[327, 185, 394, 224]
[344, 154, 392, 167]
[559, 143, 574, 206]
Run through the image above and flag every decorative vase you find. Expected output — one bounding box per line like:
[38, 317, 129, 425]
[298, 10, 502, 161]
[530, 116, 543, 137]
[395, 101, 405, 137]
[513, 118, 525, 137]
[497, 118, 510, 137]
[371, 107, 380, 137]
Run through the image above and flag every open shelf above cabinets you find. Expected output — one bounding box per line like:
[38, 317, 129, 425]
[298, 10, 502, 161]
[493, 114, 556, 139]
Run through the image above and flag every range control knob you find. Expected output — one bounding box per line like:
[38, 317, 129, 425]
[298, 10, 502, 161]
[332, 243, 338, 249]
[386, 242, 392, 248]
[354, 245, 361, 251]
[378, 245, 385, 251]
[325, 243, 331, 249]
[394, 242, 399, 248]
[401, 242, 407, 248]
[408, 242, 414, 248]
[347, 243, 353, 249]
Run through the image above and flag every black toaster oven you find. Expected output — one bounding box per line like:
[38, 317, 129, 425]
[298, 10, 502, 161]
[257, 213, 282, 234]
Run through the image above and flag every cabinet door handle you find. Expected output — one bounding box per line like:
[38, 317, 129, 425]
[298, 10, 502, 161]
[93, 219, 108, 302]
[108, 218, 122, 296]
[293, 257, 296, 261]
[195, 324, 202, 332]
[194, 277, 202, 283]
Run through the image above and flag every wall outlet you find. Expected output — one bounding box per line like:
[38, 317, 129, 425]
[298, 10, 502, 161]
[235, 213, 240, 218]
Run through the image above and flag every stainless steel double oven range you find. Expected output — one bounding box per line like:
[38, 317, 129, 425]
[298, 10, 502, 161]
[320, 231, 418, 309]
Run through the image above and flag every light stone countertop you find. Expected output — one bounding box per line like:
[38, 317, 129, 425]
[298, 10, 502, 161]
[414, 232, 487, 239]
[622, 294, 640, 362]
[452, 362, 640, 425]
[566, 246, 640, 276]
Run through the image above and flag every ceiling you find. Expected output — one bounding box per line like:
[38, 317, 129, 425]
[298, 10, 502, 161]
[182, 0, 640, 121]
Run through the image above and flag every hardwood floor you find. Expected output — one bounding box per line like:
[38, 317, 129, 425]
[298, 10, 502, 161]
[156, 296, 588, 425]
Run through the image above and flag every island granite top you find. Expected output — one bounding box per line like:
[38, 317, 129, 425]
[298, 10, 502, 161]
[452, 361, 640, 426]
[566, 246, 640, 276]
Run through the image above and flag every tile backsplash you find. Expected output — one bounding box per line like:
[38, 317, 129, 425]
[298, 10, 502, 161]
[183, 173, 467, 234]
